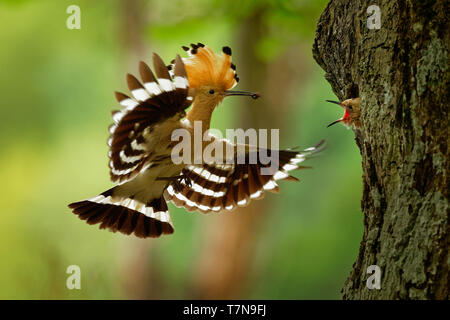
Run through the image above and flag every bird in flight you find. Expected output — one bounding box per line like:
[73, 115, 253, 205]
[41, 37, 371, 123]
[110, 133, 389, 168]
[68, 43, 324, 238]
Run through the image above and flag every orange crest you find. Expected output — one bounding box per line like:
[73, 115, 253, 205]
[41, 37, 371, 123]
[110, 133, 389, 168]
[180, 43, 238, 91]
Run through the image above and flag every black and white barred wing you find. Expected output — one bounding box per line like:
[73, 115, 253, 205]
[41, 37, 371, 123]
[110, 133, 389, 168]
[164, 140, 325, 213]
[108, 54, 192, 183]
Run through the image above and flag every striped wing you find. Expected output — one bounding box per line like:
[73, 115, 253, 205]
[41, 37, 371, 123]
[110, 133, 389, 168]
[108, 54, 192, 184]
[164, 140, 325, 213]
[69, 189, 173, 238]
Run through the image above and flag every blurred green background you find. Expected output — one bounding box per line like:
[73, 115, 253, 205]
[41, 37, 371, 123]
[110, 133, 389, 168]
[0, 0, 362, 299]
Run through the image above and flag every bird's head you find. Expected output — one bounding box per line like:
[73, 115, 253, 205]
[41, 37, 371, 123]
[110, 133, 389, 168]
[180, 43, 259, 108]
[326, 98, 361, 128]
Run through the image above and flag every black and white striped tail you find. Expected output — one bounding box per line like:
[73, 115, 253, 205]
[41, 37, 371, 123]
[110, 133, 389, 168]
[68, 188, 173, 238]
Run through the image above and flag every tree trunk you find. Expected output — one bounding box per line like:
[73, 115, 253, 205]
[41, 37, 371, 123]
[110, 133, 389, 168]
[192, 8, 270, 299]
[192, 6, 311, 298]
[117, 0, 165, 299]
[312, 0, 448, 299]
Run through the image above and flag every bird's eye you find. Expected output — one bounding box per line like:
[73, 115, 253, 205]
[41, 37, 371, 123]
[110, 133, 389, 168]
[348, 105, 353, 110]
[209, 89, 215, 94]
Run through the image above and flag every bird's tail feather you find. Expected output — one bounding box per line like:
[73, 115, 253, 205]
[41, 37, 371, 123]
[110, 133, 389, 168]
[68, 187, 173, 238]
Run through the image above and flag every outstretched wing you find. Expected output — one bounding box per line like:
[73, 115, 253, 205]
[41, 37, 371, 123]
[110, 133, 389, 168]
[108, 54, 192, 184]
[164, 140, 325, 213]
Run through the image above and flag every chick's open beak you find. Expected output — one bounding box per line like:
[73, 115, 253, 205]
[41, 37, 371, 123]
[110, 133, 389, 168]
[327, 119, 343, 127]
[326, 99, 344, 127]
[325, 100, 343, 107]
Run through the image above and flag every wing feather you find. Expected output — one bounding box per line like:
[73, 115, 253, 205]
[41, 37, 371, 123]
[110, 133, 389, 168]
[165, 140, 325, 213]
[108, 55, 192, 184]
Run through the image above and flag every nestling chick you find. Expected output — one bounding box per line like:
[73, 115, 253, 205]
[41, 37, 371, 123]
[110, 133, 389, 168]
[326, 97, 361, 128]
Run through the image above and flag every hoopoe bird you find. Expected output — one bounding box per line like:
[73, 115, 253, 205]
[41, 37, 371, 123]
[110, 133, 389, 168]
[326, 98, 361, 128]
[68, 43, 324, 238]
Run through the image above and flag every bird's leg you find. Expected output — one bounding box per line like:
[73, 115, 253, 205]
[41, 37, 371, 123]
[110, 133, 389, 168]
[158, 174, 192, 192]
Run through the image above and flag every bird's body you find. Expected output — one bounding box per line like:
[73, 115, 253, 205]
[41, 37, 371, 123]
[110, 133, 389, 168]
[69, 44, 324, 238]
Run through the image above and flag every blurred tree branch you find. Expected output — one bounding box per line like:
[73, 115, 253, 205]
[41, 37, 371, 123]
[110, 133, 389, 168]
[117, 0, 166, 299]
[191, 5, 312, 299]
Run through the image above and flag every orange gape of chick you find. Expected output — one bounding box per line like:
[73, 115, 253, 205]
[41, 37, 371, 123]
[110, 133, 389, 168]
[326, 98, 361, 128]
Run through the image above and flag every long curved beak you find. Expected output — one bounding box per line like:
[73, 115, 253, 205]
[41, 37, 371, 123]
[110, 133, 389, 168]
[326, 100, 343, 107]
[224, 90, 260, 99]
[327, 118, 343, 128]
[326, 99, 344, 127]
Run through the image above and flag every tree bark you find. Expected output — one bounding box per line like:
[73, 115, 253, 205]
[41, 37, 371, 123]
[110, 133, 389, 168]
[313, 0, 448, 299]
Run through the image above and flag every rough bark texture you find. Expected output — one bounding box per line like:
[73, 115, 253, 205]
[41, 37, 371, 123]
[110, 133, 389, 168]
[313, 0, 448, 299]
